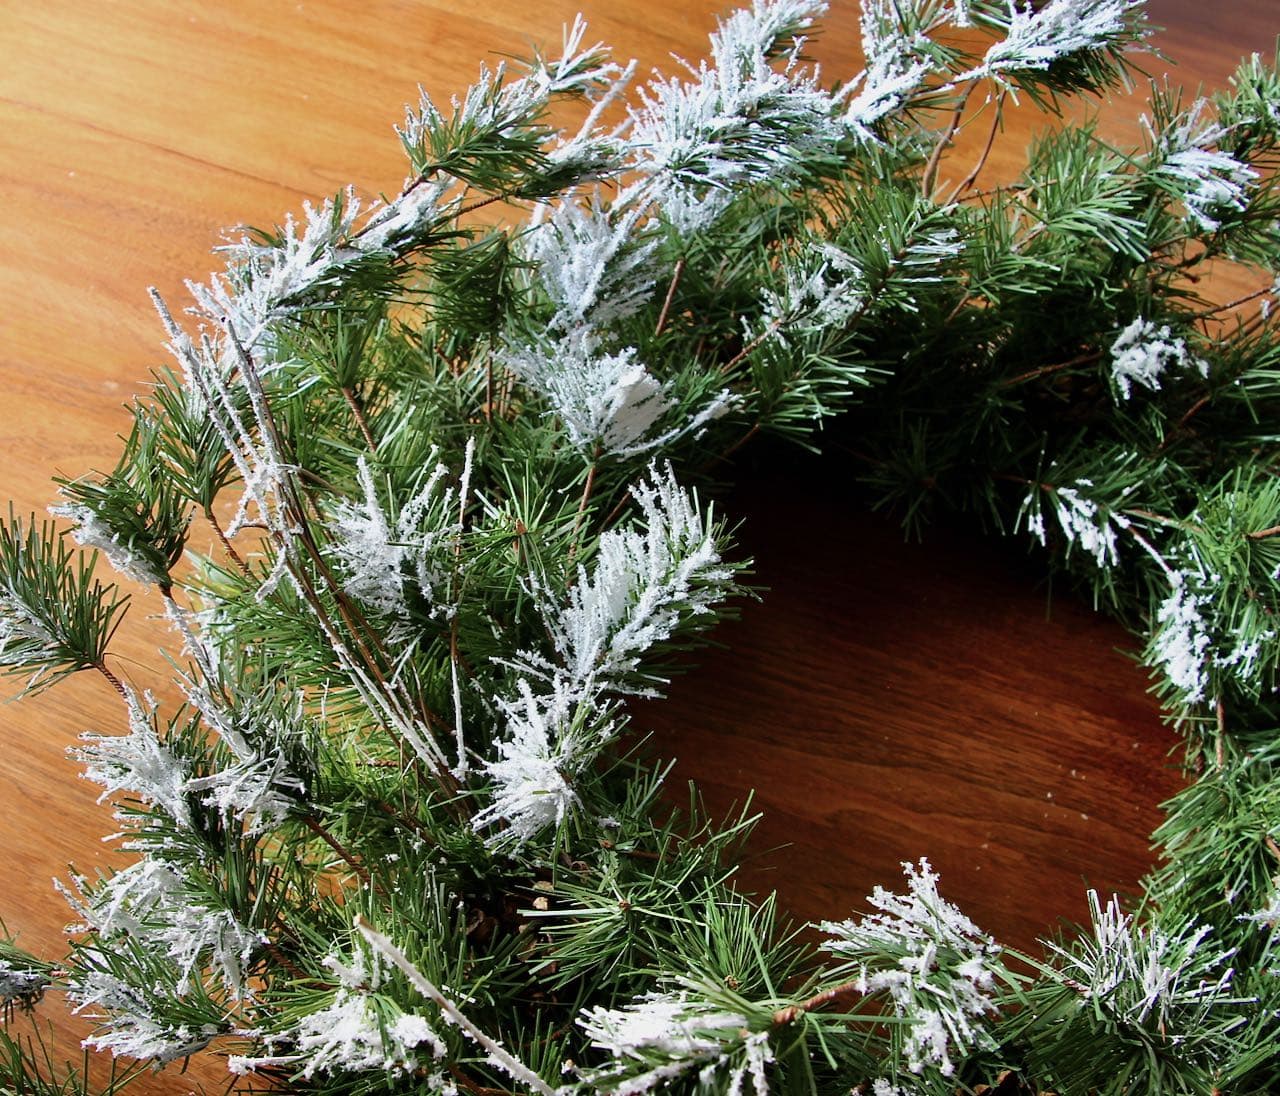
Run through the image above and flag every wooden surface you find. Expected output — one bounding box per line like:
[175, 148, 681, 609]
[0, 2, 1275, 1090]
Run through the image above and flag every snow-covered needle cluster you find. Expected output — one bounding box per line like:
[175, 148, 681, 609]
[4, 0, 1280, 1092]
[820, 859, 1005, 1078]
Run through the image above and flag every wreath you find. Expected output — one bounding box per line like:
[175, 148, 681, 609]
[1, 1, 1278, 1093]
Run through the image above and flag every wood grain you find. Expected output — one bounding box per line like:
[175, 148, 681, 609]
[0, 2, 1274, 1090]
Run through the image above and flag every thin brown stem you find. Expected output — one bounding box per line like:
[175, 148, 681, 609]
[1177, 393, 1212, 430]
[348, 170, 437, 244]
[772, 980, 865, 1027]
[301, 814, 371, 886]
[719, 321, 780, 375]
[1246, 523, 1280, 540]
[341, 387, 378, 454]
[1119, 507, 1181, 528]
[205, 506, 252, 580]
[921, 81, 977, 199]
[376, 800, 437, 845]
[570, 450, 602, 556]
[998, 350, 1102, 388]
[718, 422, 759, 463]
[654, 257, 686, 337]
[93, 660, 130, 702]
[601, 488, 634, 530]
[957, 180, 1041, 203]
[448, 1066, 514, 1096]
[454, 192, 509, 219]
[697, 422, 761, 476]
[262, 939, 311, 983]
[1191, 284, 1273, 320]
[948, 91, 1005, 202]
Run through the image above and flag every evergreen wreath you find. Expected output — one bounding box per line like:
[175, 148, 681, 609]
[2, 1, 1279, 1092]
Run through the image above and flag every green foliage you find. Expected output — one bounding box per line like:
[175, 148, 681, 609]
[5, 2, 1280, 1093]
[0, 512, 128, 695]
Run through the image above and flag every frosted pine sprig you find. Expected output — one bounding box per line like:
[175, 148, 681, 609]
[1109, 316, 1209, 399]
[820, 858, 1003, 1077]
[59, 858, 263, 998]
[74, 970, 219, 1065]
[327, 452, 464, 632]
[528, 198, 659, 331]
[1021, 477, 1135, 569]
[507, 338, 666, 456]
[189, 180, 447, 358]
[480, 467, 734, 845]
[1149, 98, 1258, 231]
[190, 190, 367, 356]
[624, 0, 844, 230]
[0, 586, 60, 680]
[506, 332, 735, 457]
[51, 503, 170, 589]
[356, 918, 558, 1096]
[355, 177, 450, 254]
[970, 0, 1144, 85]
[578, 990, 773, 1096]
[1039, 891, 1244, 1047]
[77, 690, 193, 829]
[230, 992, 448, 1081]
[471, 676, 611, 846]
[1150, 573, 1214, 704]
[759, 242, 869, 339]
[537, 464, 737, 695]
[397, 14, 624, 187]
[843, 0, 947, 141]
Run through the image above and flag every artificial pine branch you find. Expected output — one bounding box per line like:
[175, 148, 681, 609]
[3, 1, 1280, 1093]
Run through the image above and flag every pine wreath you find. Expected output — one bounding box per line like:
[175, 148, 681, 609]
[2, 1, 1279, 1093]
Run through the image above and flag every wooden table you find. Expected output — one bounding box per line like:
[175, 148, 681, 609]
[0, 2, 1274, 1090]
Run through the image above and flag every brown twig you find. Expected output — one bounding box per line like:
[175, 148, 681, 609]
[772, 980, 865, 1027]
[570, 449, 602, 556]
[93, 660, 130, 702]
[718, 321, 781, 375]
[654, 257, 686, 337]
[454, 192, 511, 220]
[948, 91, 1006, 202]
[205, 505, 252, 580]
[921, 81, 978, 199]
[1245, 523, 1280, 540]
[376, 800, 437, 845]
[716, 422, 760, 465]
[1177, 393, 1212, 430]
[998, 350, 1101, 389]
[448, 1066, 514, 1096]
[1120, 507, 1182, 527]
[341, 387, 378, 454]
[262, 939, 312, 984]
[1191, 284, 1273, 320]
[600, 488, 634, 530]
[301, 814, 371, 886]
